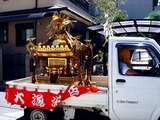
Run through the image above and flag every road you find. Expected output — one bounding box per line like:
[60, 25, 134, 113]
[0, 87, 24, 120]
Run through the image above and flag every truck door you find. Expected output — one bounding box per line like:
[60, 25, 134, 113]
[111, 41, 160, 120]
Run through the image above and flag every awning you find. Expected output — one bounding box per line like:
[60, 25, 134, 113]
[0, 4, 93, 25]
[48, 4, 68, 10]
[112, 19, 160, 34]
[49, 4, 93, 24]
[0, 5, 65, 23]
[0, 12, 46, 22]
[28, 12, 46, 19]
[88, 24, 103, 31]
[88, 19, 160, 35]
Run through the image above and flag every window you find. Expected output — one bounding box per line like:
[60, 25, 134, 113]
[131, 49, 152, 70]
[16, 23, 34, 46]
[0, 23, 8, 43]
[131, 49, 152, 63]
[118, 44, 160, 76]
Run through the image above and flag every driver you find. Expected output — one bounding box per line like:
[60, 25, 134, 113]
[119, 47, 141, 75]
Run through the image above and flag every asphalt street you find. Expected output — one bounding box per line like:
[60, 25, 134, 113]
[0, 84, 24, 120]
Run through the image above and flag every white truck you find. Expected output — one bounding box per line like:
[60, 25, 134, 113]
[5, 36, 160, 120]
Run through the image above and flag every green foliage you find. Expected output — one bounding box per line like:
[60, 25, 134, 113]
[114, 10, 128, 21]
[144, 11, 160, 42]
[145, 10, 160, 20]
[91, 0, 127, 24]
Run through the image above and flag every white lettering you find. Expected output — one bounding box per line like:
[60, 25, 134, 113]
[51, 95, 62, 107]
[14, 92, 24, 104]
[32, 94, 45, 107]
[68, 86, 79, 96]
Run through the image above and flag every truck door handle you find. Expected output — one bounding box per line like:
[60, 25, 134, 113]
[116, 79, 126, 83]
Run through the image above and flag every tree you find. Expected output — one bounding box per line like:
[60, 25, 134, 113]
[145, 10, 160, 43]
[89, 0, 127, 71]
[145, 10, 160, 20]
[90, 0, 127, 37]
[114, 10, 128, 21]
[91, 0, 126, 24]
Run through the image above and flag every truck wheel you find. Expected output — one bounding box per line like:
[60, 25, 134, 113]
[30, 109, 47, 120]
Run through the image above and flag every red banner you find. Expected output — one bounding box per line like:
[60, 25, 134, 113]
[5, 85, 98, 110]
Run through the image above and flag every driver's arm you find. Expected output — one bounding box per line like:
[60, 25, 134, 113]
[126, 69, 142, 75]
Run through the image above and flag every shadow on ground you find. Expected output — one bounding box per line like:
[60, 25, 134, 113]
[17, 116, 26, 120]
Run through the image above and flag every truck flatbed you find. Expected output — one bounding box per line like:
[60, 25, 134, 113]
[5, 76, 108, 114]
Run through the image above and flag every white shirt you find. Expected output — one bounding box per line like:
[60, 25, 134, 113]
[119, 61, 130, 74]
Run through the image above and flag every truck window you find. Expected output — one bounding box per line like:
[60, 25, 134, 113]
[131, 49, 152, 70]
[118, 45, 160, 76]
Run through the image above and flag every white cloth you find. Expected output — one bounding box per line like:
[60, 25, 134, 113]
[119, 61, 130, 74]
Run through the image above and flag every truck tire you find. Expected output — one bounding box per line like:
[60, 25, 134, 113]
[30, 109, 47, 120]
[24, 107, 64, 120]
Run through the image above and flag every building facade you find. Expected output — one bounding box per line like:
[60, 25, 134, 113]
[0, 0, 94, 81]
[119, 0, 160, 19]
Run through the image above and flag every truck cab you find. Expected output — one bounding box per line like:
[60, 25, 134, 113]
[108, 36, 160, 120]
